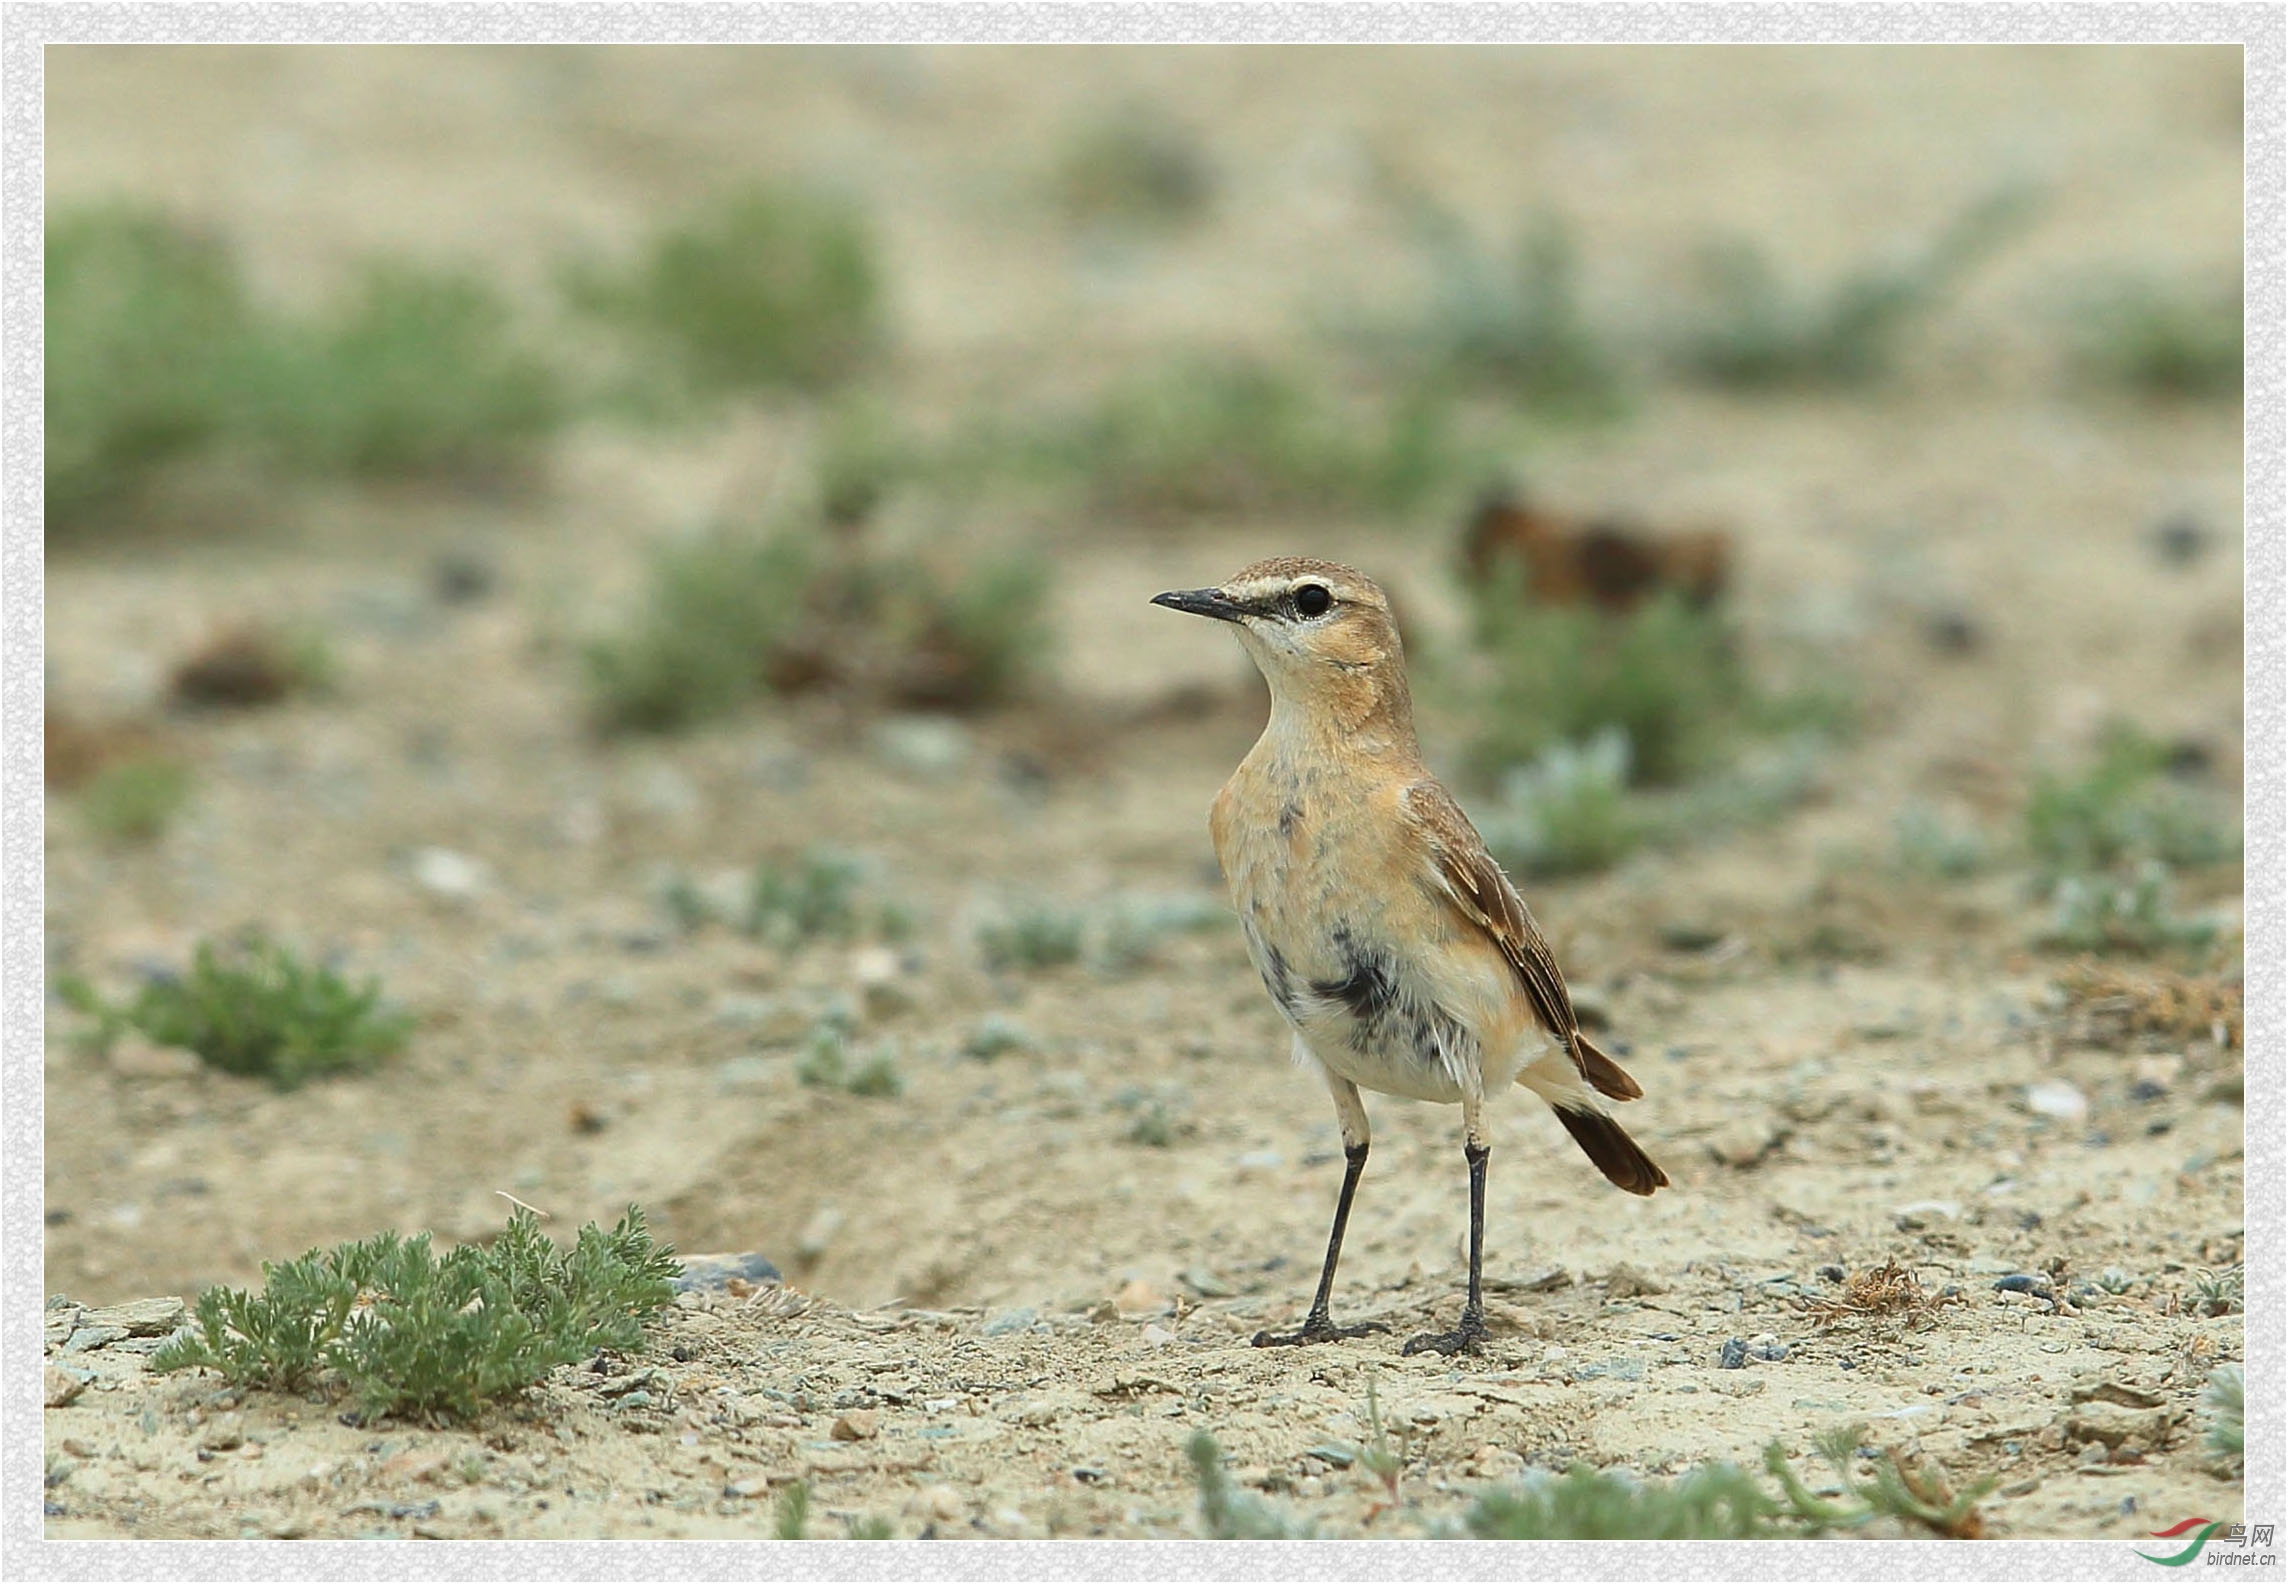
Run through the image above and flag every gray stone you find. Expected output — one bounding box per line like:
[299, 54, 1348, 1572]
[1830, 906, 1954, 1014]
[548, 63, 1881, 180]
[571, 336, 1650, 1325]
[61, 1326, 128, 1355]
[82, 1297, 186, 1336]
[673, 1253, 784, 1295]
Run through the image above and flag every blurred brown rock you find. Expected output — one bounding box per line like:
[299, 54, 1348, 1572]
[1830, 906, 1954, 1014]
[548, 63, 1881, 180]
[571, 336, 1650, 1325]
[1462, 487, 1732, 613]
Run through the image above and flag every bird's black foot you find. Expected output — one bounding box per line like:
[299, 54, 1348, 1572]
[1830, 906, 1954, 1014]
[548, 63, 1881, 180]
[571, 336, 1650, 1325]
[1400, 1308, 1489, 1357]
[1251, 1314, 1389, 1348]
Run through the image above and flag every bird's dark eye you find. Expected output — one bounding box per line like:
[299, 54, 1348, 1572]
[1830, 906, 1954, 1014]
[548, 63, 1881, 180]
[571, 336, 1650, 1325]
[1294, 583, 1333, 618]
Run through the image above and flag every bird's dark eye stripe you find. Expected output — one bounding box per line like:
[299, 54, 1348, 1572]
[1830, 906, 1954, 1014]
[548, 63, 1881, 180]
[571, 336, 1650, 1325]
[1293, 583, 1334, 618]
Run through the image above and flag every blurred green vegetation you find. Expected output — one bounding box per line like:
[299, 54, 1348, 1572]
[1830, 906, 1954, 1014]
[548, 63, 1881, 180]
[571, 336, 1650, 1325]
[1674, 188, 2034, 388]
[1463, 1423, 1991, 1540]
[1461, 581, 1754, 788]
[45, 207, 255, 529]
[76, 756, 193, 845]
[2025, 725, 2238, 882]
[245, 262, 562, 478]
[1399, 209, 1627, 418]
[584, 523, 820, 733]
[1473, 729, 1642, 879]
[2022, 725, 2237, 958]
[1052, 109, 1215, 230]
[570, 183, 881, 398]
[46, 206, 566, 535]
[1012, 357, 1478, 522]
[2072, 275, 2242, 399]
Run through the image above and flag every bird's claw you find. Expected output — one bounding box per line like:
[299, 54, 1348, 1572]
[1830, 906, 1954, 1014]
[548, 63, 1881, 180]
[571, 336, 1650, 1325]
[1400, 1310, 1489, 1357]
[1251, 1315, 1390, 1348]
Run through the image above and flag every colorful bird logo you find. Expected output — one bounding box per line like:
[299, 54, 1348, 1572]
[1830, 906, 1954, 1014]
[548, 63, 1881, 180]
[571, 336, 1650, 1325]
[2138, 1518, 2221, 1566]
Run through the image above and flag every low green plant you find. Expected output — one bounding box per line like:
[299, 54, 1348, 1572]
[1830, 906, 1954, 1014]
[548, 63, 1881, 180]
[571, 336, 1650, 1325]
[1041, 357, 1469, 521]
[1467, 1459, 1778, 1539]
[2073, 275, 2242, 399]
[1403, 208, 1625, 417]
[584, 522, 819, 733]
[775, 1480, 811, 1539]
[2025, 726, 2237, 883]
[843, 1047, 905, 1099]
[978, 904, 1087, 971]
[1356, 1370, 1406, 1500]
[152, 1206, 681, 1424]
[1466, 1424, 1991, 1539]
[2041, 864, 2219, 957]
[573, 183, 881, 395]
[57, 933, 412, 1089]
[1464, 582, 1750, 787]
[795, 1027, 850, 1090]
[44, 205, 253, 530]
[2191, 1265, 2244, 1318]
[1188, 1430, 1312, 1539]
[1094, 893, 1227, 975]
[77, 757, 193, 844]
[874, 545, 1053, 709]
[814, 398, 921, 527]
[2204, 1364, 2244, 1469]
[1125, 1102, 1178, 1148]
[1894, 803, 1990, 879]
[1054, 109, 1214, 229]
[748, 849, 867, 948]
[795, 1028, 903, 1098]
[1474, 728, 1640, 877]
[1675, 188, 2033, 388]
[248, 262, 562, 479]
[962, 1015, 1035, 1062]
[586, 517, 1051, 731]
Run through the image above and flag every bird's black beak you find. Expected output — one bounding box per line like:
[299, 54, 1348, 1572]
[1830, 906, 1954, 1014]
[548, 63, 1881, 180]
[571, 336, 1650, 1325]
[1150, 587, 1246, 623]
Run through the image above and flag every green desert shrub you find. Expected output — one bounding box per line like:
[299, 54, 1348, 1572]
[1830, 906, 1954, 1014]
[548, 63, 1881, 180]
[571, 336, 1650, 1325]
[1466, 1423, 1991, 1540]
[249, 262, 562, 478]
[2024, 725, 2238, 883]
[584, 522, 820, 733]
[1404, 209, 1625, 417]
[1473, 728, 1642, 878]
[977, 903, 1086, 972]
[575, 184, 882, 395]
[586, 516, 1050, 733]
[1038, 356, 1468, 521]
[76, 757, 194, 844]
[1674, 188, 2033, 388]
[1053, 109, 1214, 229]
[58, 933, 412, 1088]
[1464, 583, 1750, 788]
[2073, 275, 2242, 399]
[153, 1206, 681, 1423]
[44, 206, 253, 529]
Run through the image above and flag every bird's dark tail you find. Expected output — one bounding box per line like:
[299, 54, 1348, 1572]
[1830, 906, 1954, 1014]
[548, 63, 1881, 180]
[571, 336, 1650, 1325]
[1573, 1031, 1643, 1101]
[1554, 1106, 1668, 1196]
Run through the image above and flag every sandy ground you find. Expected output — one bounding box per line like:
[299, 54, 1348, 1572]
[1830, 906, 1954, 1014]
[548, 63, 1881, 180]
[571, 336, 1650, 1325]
[39, 44, 2245, 1542]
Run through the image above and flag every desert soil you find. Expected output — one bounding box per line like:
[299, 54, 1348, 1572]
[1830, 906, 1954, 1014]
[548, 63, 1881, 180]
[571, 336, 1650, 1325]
[39, 44, 2246, 1541]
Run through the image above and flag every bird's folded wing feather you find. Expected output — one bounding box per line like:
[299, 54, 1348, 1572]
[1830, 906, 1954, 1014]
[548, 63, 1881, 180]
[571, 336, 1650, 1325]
[1402, 778, 1589, 1066]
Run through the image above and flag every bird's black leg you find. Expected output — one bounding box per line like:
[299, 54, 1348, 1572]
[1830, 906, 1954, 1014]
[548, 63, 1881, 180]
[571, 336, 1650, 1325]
[1254, 1140, 1389, 1346]
[1254, 1072, 1387, 1347]
[1403, 1138, 1491, 1357]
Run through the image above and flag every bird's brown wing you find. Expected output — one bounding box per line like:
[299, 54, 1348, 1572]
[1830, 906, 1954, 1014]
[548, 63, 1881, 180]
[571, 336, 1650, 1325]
[1403, 779, 1642, 1102]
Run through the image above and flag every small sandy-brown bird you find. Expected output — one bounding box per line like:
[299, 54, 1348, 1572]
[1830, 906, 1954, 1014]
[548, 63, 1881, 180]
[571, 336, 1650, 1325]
[1152, 557, 1666, 1356]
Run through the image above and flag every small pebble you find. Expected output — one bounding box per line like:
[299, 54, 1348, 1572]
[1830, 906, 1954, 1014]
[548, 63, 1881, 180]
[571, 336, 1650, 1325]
[831, 1410, 880, 1442]
[1719, 1338, 1748, 1369]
